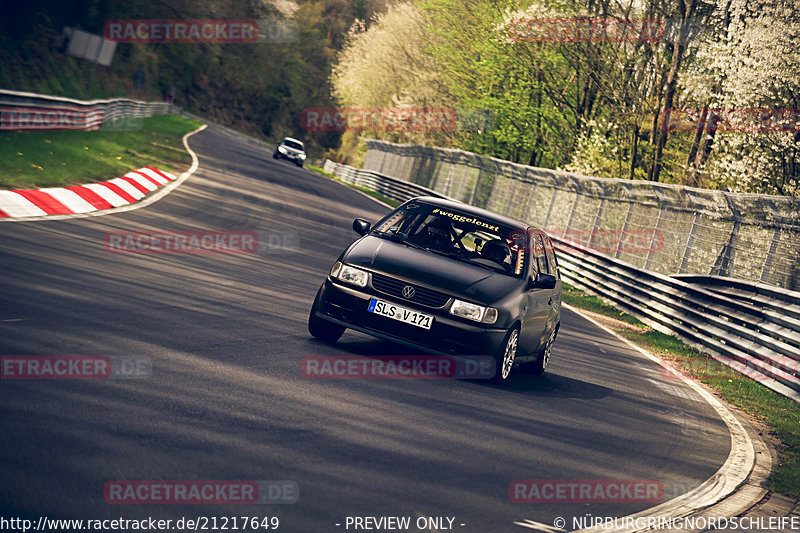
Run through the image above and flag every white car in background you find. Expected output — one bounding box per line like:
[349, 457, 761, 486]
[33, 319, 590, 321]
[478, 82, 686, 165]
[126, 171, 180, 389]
[273, 137, 306, 167]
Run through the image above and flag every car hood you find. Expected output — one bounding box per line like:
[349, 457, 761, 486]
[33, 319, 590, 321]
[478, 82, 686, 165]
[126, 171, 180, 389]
[281, 146, 304, 155]
[343, 236, 520, 303]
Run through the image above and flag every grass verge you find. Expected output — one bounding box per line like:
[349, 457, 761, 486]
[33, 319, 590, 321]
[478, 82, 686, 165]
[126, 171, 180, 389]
[0, 115, 203, 189]
[562, 282, 800, 497]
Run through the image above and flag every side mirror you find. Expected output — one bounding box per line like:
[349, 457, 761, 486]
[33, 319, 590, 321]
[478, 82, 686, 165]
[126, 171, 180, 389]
[353, 218, 371, 236]
[529, 273, 557, 290]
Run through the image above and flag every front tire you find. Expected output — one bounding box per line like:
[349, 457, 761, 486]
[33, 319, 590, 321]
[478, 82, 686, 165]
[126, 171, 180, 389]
[492, 327, 519, 385]
[308, 289, 345, 343]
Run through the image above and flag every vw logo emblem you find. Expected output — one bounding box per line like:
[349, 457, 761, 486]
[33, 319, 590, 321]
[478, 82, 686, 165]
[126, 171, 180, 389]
[401, 285, 415, 299]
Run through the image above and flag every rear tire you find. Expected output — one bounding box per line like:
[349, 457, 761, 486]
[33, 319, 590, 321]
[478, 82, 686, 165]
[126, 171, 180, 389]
[492, 327, 519, 385]
[525, 326, 557, 376]
[308, 289, 345, 343]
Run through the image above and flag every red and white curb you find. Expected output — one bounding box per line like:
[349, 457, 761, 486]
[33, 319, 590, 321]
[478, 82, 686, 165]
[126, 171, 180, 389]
[0, 167, 176, 218]
[0, 124, 206, 221]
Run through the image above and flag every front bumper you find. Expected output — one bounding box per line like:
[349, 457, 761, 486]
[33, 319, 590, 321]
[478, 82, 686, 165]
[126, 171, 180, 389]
[314, 278, 507, 356]
[275, 151, 304, 163]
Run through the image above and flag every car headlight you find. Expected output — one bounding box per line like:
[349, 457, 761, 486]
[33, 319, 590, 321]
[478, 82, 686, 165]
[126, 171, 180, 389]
[449, 299, 498, 324]
[330, 261, 369, 288]
[299, 153, 306, 159]
[278, 146, 288, 154]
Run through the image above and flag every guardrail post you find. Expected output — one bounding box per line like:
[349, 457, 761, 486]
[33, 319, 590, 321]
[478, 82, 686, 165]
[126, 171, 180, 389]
[761, 227, 782, 283]
[378, 150, 387, 174]
[469, 164, 483, 205]
[711, 193, 742, 277]
[644, 199, 667, 271]
[505, 174, 519, 215]
[543, 182, 559, 230]
[591, 197, 606, 248]
[679, 211, 702, 274]
[457, 161, 471, 202]
[615, 194, 635, 259]
[524, 181, 539, 223]
[443, 163, 455, 197]
[565, 186, 581, 233]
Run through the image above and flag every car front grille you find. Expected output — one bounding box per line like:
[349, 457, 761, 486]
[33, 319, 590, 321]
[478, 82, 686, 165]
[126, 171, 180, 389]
[370, 273, 451, 308]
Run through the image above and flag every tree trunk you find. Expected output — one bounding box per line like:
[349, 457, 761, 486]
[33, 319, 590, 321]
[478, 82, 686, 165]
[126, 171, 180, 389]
[652, 0, 697, 182]
[685, 106, 708, 186]
[629, 124, 640, 180]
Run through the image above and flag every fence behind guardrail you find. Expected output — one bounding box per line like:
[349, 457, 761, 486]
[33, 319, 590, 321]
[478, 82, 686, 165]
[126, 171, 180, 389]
[361, 139, 800, 293]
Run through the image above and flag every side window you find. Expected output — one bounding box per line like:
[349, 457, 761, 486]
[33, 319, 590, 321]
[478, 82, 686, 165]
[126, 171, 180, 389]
[531, 232, 549, 275]
[544, 236, 559, 278]
[527, 229, 539, 276]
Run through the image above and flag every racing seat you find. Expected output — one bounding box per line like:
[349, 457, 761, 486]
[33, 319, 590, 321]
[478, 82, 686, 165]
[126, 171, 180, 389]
[416, 217, 455, 251]
[480, 239, 511, 269]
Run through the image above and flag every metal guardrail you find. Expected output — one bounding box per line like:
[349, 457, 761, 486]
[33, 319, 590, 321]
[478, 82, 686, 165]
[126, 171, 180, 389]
[0, 89, 174, 130]
[322, 159, 800, 401]
[0, 89, 276, 152]
[556, 242, 800, 398]
[323, 160, 450, 204]
[673, 275, 800, 323]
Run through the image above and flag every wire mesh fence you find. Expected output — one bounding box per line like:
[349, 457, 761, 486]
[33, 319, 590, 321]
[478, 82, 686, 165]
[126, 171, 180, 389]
[363, 139, 800, 291]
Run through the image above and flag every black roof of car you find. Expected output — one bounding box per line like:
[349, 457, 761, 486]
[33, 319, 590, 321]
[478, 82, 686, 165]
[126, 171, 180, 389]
[406, 196, 535, 232]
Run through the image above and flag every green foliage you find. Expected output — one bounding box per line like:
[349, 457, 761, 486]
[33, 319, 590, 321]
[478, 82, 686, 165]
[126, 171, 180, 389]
[0, 115, 201, 188]
[0, 0, 375, 155]
[332, 0, 799, 195]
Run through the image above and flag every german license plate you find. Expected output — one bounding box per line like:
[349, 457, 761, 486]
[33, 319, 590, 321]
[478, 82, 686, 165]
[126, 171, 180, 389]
[368, 298, 433, 330]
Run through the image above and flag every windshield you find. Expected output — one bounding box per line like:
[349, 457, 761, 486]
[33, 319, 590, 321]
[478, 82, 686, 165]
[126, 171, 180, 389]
[283, 140, 304, 151]
[373, 202, 527, 277]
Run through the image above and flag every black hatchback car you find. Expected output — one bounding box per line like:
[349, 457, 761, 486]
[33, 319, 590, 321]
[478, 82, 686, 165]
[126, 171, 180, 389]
[308, 196, 561, 384]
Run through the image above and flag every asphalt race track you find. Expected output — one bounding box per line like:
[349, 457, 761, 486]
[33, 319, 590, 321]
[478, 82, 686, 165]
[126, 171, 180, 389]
[0, 127, 732, 532]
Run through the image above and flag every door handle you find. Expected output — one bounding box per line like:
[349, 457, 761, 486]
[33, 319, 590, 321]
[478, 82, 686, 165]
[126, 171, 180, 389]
[548, 298, 553, 306]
